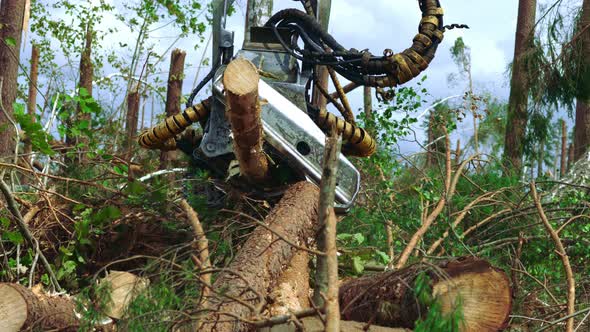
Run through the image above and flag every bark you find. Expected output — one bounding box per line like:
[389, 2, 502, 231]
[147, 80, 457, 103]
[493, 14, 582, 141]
[125, 89, 140, 157]
[313, 130, 341, 308]
[573, 0, 590, 161]
[23, 44, 39, 165]
[159, 49, 186, 170]
[561, 119, 568, 177]
[201, 182, 319, 332]
[567, 142, 574, 171]
[267, 249, 310, 317]
[0, 283, 78, 332]
[0, 0, 25, 160]
[339, 257, 512, 332]
[503, 0, 537, 174]
[223, 57, 270, 183]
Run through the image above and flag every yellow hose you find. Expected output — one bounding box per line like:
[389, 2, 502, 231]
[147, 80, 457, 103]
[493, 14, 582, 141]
[137, 98, 211, 151]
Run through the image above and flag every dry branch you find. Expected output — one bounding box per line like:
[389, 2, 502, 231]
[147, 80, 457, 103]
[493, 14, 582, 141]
[223, 57, 269, 183]
[530, 182, 575, 332]
[180, 199, 212, 300]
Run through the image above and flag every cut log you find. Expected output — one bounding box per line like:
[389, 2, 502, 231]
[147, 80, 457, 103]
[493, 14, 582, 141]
[339, 257, 512, 332]
[0, 283, 78, 332]
[100, 271, 150, 319]
[223, 57, 270, 183]
[200, 181, 319, 331]
[0, 272, 148, 331]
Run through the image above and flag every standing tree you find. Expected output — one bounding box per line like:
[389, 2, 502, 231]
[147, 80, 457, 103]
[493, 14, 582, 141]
[504, 0, 537, 174]
[449, 37, 482, 157]
[0, 0, 25, 160]
[574, 0, 589, 161]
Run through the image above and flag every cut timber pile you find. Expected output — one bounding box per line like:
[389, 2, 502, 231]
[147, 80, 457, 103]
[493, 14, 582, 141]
[339, 257, 512, 331]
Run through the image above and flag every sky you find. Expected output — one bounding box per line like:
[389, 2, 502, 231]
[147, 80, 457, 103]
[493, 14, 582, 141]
[23, 0, 572, 156]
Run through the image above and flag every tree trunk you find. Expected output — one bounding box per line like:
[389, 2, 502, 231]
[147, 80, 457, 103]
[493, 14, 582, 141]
[339, 257, 512, 332]
[426, 111, 435, 167]
[574, 0, 590, 162]
[561, 119, 568, 177]
[159, 48, 186, 170]
[537, 140, 544, 177]
[223, 57, 269, 183]
[267, 249, 310, 317]
[364, 86, 373, 120]
[567, 142, 575, 171]
[125, 89, 140, 160]
[0, 0, 25, 160]
[69, 23, 94, 164]
[503, 0, 537, 174]
[455, 138, 461, 166]
[201, 181, 319, 332]
[22, 44, 39, 165]
[0, 283, 78, 332]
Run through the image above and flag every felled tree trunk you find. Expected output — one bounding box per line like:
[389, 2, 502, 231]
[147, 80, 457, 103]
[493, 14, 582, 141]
[339, 257, 512, 331]
[201, 182, 319, 332]
[223, 57, 270, 183]
[0, 272, 148, 331]
[0, 283, 78, 332]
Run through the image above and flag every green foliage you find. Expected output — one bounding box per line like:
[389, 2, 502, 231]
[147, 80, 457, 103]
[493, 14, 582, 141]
[13, 103, 55, 156]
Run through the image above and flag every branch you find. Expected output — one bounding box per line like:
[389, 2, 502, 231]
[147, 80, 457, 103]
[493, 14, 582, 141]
[530, 182, 575, 332]
[395, 129, 452, 269]
[180, 199, 212, 302]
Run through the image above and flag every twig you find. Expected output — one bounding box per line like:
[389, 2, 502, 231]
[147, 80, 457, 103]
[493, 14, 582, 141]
[530, 182, 575, 332]
[535, 307, 590, 332]
[0, 178, 61, 291]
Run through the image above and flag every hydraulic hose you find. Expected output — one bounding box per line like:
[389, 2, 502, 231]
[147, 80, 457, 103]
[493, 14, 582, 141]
[138, 98, 211, 151]
[311, 108, 376, 158]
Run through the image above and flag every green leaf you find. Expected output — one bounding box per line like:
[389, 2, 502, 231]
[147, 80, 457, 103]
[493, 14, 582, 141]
[3, 230, 24, 245]
[4, 37, 16, 47]
[352, 256, 364, 274]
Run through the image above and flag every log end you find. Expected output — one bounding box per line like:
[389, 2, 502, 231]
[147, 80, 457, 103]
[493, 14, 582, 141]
[100, 271, 150, 319]
[223, 57, 260, 96]
[0, 284, 29, 332]
[433, 258, 512, 331]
